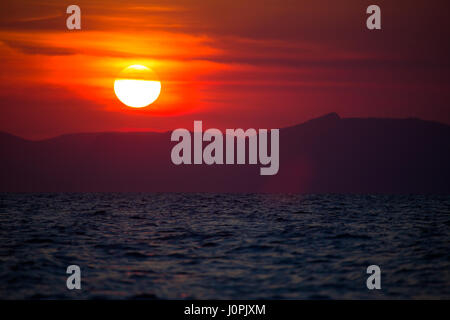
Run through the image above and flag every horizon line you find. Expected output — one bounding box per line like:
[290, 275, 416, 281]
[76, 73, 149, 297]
[1, 112, 448, 142]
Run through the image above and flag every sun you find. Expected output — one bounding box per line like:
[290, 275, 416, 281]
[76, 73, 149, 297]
[114, 65, 161, 108]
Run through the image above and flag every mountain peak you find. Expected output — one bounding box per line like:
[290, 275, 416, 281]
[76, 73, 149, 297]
[304, 112, 340, 124]
[284, 113, 340, 132]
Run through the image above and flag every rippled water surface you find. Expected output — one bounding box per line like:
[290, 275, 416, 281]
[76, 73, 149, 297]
[0, 193, 449, 299]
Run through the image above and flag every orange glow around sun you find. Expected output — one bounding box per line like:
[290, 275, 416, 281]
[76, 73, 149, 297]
[0, 26, 222, 117]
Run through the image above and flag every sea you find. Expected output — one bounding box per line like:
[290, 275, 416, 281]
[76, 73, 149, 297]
[0, 193, 449, 299]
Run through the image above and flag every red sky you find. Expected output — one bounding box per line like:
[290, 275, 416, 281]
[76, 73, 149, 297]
[0, 0, 449, 139]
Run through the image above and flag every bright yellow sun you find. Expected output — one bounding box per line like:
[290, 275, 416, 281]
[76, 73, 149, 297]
[114, 65, 161, 108]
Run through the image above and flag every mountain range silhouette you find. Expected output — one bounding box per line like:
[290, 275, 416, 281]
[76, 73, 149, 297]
[1, 113, 449, 193]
